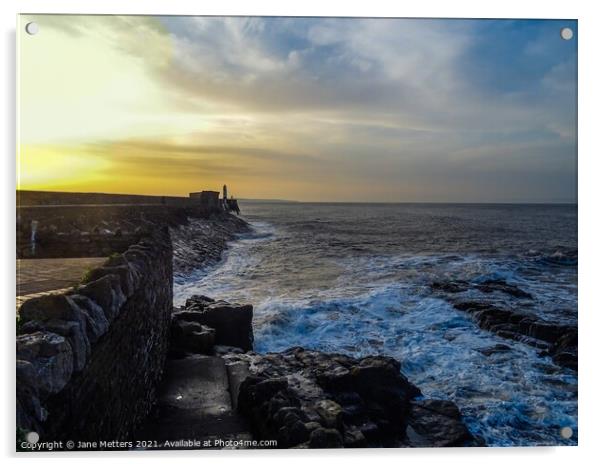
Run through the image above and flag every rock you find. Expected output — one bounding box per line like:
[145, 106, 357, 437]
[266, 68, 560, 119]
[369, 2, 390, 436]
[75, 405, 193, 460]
[19, 294, 91, 371]
[309, 428, 343, 448]
[343, 428, 367, 448]
[407, 399, 473, 447]
[228, 347, 468, 448]
[19, 294, 86, 328]
[240, 377, 289, 407]
[272, 407, 311, 447]
[174, 299, 253, 351]
[16, 359, 46, 428]
[77, 274, 126, 322]
[350, 356, 421, 420]
[170, 318, 215, 354]
[542, 249, 577, 267]
[314, 399, 343, 429]
[16, 359, 38, 395]
[431, 280, 576, 370]
[526, 322, 574, 344]
[475, 279, 533, 299]
[449, 299, 577, 370]
[315, 365, 351, 390]
[431, 280, 470, 293]
[184, 295, 215, 309]
[214, 345, 245, 356]
[431, 279, 532, 299]
[284, 420, 310, 446]
[550, 328, 578, 370]
[84, 266, 135, 298]
[477, 343, 512, 356]
[171, 217, 251, 278]
[16, 395, 44, 432]
[21, 320, 89, 372]
[16, 332, 73, 399]
[69, 294, 110, 344]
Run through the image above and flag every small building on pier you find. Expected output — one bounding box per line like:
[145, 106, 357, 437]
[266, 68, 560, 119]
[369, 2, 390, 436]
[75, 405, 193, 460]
[189, 191, 220, 209]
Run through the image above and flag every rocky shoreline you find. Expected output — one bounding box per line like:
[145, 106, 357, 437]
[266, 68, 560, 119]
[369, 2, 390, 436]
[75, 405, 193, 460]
[161, 295, 478, 448]
[171, 215, 251, 279]
[17, 210, 575, 449]
[430, 279, 577, 370]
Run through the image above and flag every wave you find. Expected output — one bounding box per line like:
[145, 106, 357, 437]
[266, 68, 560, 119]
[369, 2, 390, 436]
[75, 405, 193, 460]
[172, 217, 577, 446]
[252, 284, 578, 446]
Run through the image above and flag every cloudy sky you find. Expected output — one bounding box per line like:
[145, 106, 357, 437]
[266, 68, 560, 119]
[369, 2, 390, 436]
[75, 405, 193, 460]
[18, 15, 577, 202]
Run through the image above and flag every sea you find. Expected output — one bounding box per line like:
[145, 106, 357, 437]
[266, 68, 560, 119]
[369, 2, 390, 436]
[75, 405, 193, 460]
[174, 201, 578, 447]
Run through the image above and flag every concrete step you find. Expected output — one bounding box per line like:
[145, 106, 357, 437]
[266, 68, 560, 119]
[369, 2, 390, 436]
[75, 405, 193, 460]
[134, 354, 252, 449]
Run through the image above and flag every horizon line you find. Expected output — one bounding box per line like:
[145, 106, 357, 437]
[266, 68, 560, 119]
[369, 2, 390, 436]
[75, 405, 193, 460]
[240, 198, 578, 205]
[15, 189, 577, 206]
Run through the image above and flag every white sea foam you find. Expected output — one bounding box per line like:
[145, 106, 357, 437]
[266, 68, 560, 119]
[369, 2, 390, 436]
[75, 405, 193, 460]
[173, 210, 577, 446]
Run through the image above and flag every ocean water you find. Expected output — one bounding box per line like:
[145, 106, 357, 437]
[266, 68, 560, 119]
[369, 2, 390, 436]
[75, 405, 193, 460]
[174, 202, 578, 447]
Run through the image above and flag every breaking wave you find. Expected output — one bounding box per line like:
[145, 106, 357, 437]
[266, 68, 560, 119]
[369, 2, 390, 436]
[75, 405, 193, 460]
[173, 202, 577, 446]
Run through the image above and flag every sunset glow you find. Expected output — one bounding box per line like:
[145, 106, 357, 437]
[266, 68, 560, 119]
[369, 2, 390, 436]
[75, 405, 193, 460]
[18, 15, 577, 202]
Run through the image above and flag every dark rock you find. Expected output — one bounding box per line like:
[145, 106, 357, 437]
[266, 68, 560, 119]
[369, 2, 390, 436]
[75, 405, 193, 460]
[358, 420, 380, 442]
[214, 345, 245, 356]
[431, 280, 470, 293]
[228, 347, 469, 448]
[315, 365, 351, 390]
[526, 322, 574, 344]
[170, 318, 215, 354]
[77, 274, 126, 322]
[477, 343, 512, 356]
[475, 279, 532, 299]
[550, 328, 578, 370]
[542, 249, 577, 267]
[171, 216, 251, 278]
[69, 294, 110, 344]
[285, 420, 310, 446]
[343, 428, 368, 448]
[21, 319, 89, 372]
[314, 399, 343, 429]
[16, 359, 46, 428]
[450, 299, 577, 370]
[19, 294, 91, 371]
[19, 294, 86, 329]
[84, 265, 135, 298]
[241, 377, 289, 407]
[309, 427, 343, 448]
[350, 356, 421, 419]
[407, 399, 473, 447]
[174, 299, 253, 351]
[431, 279, 532, 299]
[273, 407, 311, 447]
[16, 332, 73, 399]
[184, 295, 215, 309]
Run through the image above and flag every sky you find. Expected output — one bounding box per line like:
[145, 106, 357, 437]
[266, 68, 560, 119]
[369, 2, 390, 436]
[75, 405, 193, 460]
[18, 15, 577, 203]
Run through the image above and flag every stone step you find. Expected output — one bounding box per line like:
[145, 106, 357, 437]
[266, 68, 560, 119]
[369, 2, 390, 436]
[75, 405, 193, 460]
[134, 354, 252, 448]
[225, 360, 250, 411]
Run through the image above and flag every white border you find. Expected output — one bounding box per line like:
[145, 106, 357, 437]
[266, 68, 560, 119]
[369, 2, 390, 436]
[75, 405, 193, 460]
[2, 1, 601, 465]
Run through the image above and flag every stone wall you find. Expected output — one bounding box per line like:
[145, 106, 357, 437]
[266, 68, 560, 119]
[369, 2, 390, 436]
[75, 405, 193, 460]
[16, 227, 174, 442]
[16, 203, 217, 258]
[17, 190, 194, 206]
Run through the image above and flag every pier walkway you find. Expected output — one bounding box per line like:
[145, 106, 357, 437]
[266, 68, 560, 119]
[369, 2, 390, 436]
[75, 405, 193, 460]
[16, 257, 106, 310]
[134, 354, 253, 449]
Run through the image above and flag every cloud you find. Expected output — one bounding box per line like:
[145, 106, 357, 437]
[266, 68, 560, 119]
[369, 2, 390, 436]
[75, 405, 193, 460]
[20, 16, 577, 202]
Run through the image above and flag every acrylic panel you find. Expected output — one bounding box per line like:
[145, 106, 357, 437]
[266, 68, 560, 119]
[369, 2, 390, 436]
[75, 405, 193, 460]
[16, 15, 577, 451]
